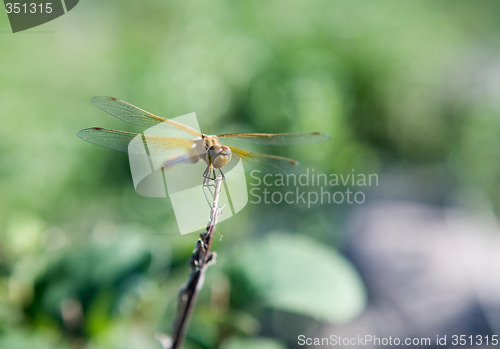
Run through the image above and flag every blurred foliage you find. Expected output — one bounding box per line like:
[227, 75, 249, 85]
[223, 233, 363, 323]
[1, 0, 500, 348]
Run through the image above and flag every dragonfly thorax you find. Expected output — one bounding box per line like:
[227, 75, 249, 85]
[202, 135, 220, 149]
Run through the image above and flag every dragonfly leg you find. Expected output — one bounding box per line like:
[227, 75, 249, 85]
[202, 166, 226, 208]
[203, 165, 217, 183]
[202, 166, 210, 186]
[202, 166, 216, 188]
[203, 184, 214, 207]
[202, 165, 216, 207]
[218, 168, 226, 180]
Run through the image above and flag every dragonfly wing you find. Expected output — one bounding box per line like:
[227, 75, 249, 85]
[218, 132, 330, 146]
[228, 145, 300, 174]
[91, 96, 201, 136]
[77, 127, 194, 155]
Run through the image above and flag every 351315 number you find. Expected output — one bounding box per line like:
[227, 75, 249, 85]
[5, 2, 53, 14]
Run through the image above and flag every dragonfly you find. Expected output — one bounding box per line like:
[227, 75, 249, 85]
[77, 97, 330, 182]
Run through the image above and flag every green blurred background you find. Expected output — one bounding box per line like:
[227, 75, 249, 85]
[2, 1, 500, 348]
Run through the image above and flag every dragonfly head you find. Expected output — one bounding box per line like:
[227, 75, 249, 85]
[208, 144, 232, 169]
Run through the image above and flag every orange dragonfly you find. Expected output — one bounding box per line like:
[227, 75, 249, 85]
[77, 97, 330, 179]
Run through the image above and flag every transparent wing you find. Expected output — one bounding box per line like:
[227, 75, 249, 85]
[218, 132, 330, 146]
[228, 145, 300, 174]
[77, 127, 194, 155]
[91, 96, 201, 137]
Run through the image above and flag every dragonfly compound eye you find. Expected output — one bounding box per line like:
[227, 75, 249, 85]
[208, 145, 232, 169]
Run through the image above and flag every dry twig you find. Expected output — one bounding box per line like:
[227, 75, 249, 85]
[160, 175, 224, 349]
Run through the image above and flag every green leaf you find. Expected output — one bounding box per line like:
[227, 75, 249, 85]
[225, 232, 366, 323]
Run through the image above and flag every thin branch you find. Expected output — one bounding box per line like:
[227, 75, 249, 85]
[166, 175, 224, 349]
